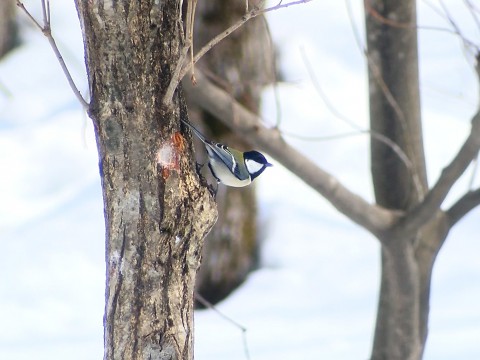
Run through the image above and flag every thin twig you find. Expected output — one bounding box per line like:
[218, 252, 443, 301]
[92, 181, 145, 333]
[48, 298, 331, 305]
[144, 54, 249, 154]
[345, 0, 409, 132]
[351, 1, 410, 133]
[259, 14, 283, 128]
[347, 0, 425, 201]
[439, 0, 479, 52]
[281, 129, 366, 141]
[192, 0, 311, 69]
[16, 1, 43, 29]
[281, 126, 423, 168]
[16, 0, 89, 110]
[195, 293, 251, 360]
[186, 0, 198, 83]
[41, 0, 49, 25]
[300, 45, 414, 179]
[163, 0, 312, 106]
[464, 0, 480, 32]
[422, 0, 479, 54]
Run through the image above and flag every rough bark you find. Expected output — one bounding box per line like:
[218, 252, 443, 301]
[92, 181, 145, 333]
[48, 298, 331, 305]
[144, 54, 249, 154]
[365, 1, 447, 359]
[74, 1, 217, 359]
[186, 0, 272, 304]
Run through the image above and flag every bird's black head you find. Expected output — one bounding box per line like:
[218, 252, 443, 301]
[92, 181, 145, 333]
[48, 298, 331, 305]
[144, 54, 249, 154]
[244, 151, 273, 180]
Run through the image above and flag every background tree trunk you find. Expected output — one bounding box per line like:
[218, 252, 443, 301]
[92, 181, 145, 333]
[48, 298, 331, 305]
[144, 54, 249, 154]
[0, 0, 18, 58]
[74, 1, 217, 359]
[365, 1, 450, 358]
[186, 0, 273, 304]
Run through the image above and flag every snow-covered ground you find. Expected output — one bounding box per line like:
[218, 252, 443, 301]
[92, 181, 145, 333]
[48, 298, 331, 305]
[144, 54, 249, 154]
[1, 1, 479, 359]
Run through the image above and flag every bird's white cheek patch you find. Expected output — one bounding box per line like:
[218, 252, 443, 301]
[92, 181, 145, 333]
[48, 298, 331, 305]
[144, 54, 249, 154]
[245, 159, 264, 174]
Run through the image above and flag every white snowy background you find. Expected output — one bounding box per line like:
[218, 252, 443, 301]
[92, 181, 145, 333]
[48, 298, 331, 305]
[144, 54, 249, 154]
[1, 1, 479, 359]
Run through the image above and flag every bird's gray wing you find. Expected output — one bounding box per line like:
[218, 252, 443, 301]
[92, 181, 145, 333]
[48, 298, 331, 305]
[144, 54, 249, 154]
[205, 143, 249, 181]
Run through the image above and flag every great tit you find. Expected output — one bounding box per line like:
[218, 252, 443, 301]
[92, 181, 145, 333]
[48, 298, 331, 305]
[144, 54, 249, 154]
[180, 119, 272, 187]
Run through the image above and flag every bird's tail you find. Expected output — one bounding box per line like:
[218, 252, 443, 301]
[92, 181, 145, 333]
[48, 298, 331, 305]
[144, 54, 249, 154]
[180, 118, 208, 143]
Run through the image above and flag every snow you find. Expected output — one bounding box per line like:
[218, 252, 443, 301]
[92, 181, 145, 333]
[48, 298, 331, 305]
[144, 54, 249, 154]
[1, 1, 479, 359]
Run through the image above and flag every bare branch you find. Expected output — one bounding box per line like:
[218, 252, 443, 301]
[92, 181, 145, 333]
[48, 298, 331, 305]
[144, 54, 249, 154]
[185, 0, 198, 82]
[446, 188, 480, 227]
[395, 54, 480, 235]
[189, 0, 311, 77]
[163, 45, 190, 107]
[16, 0, 89, 110]
[300, 46, 415, 173]
[388, 44, 480, 238]
[465, 0, 480, 33]
[183, 69, 398, 236]
[163, 0, 312, 106]
[366, 0, 480, 55]
[423, 0, 479, 54]
[41, 0, 49, 26]
[258, 14, 283, 127]
[393, 110, 480, 237]
[16, 1, 43, 29]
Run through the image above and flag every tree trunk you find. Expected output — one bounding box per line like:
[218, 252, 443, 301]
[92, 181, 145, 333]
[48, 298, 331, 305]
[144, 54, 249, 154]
[365, 1, 449, 358]
[0, 0, 18, 58]
[186, 0, 272, 304]
[74, 2, 217, 359]
[373, 239, 421, 359]
[367, 0, 427, 207]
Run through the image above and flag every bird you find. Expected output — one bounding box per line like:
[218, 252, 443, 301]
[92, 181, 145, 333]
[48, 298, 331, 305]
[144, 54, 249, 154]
[180, 118, 272, 187]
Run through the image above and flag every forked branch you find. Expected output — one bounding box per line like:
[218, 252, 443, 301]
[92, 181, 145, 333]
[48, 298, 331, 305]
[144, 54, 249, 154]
[392, 56, 480, 237]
